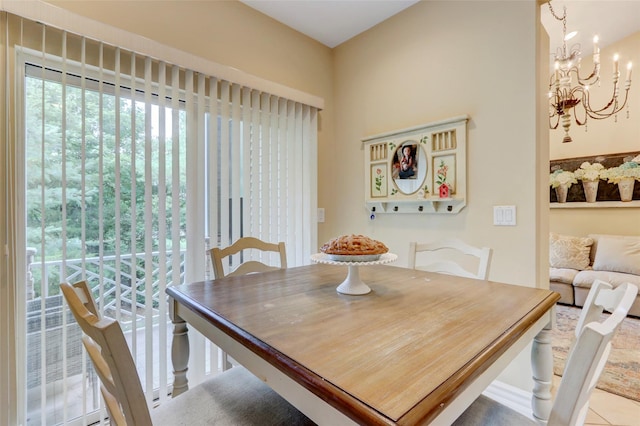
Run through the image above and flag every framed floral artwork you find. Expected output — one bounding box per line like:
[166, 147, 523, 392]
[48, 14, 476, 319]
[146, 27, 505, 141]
[433, 154, 456, 194]
[362, 115, 468, 214]
[371, 164, 387, 197]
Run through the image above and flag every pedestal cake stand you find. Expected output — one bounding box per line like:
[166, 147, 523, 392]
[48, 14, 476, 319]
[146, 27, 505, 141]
[310, 253, 398, 295]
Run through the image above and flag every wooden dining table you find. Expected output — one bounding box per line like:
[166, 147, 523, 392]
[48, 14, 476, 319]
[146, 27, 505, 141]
[166, 263, 560, 425]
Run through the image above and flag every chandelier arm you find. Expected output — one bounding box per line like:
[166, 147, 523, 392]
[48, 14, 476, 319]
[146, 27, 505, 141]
[584, 87, 629, 117]
[574, 108, 587, 126]
[568, 64, 600, 88]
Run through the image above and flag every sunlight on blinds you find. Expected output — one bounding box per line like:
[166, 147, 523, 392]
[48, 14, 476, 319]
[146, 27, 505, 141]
[4, 10, 318, 426]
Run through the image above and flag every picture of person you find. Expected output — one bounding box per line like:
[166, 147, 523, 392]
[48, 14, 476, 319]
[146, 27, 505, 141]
[392, 155, 401, 179]
[398, 144, 417, 179]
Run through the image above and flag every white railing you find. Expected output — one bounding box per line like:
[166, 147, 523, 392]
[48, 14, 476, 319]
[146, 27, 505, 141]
[27, 249, 186, 317]
[25, 250, 187, 425]
[25, 249, 186, 387]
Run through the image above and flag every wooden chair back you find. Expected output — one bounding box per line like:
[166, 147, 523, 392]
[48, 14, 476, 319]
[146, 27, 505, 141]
[408, 238, 492, 280]
[210, 236, 287, 279]
[549, 280, 638, 425]
[60, 281, 152, 426]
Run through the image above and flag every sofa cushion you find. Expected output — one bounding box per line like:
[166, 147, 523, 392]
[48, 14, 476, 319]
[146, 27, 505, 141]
[549, 267, 580, 284]
[573, 270, 640, 289]
[587, 233, 639, 263]
[549, 233, 594, 270]
[592, 236, 640, 275]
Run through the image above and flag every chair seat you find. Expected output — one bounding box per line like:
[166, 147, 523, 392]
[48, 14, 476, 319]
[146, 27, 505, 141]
[452, 395, 537, 426]
[153, 366, 315, 426]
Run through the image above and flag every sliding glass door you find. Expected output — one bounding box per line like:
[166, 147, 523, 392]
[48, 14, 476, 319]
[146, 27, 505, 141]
[22, 50, 188, 425]
[6, 12, 317, 425]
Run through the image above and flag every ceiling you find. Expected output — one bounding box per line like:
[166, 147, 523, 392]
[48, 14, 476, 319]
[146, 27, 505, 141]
[240, 0, 420, 48]
[241, 0, 640, 53]
[541, 0, 640, 59]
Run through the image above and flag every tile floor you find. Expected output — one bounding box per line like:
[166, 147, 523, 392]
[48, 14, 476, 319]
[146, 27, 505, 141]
[551, 375, 640, 426]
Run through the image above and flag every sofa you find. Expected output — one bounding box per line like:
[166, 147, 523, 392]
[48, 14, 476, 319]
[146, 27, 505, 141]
[549, 233, 640, 317]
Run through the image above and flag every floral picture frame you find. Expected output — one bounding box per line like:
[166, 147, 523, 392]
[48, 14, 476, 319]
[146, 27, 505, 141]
[371, 163, 388, 197]
[362, 115, 468, 214]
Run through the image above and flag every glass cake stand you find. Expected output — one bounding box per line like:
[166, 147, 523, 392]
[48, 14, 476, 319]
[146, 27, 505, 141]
[310, 252, 398, 295]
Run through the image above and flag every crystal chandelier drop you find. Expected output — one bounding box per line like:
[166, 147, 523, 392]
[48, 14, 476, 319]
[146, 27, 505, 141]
[548, 1, 632, 143]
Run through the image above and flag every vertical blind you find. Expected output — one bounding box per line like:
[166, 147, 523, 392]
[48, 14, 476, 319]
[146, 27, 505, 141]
[3, 11, 318, 425]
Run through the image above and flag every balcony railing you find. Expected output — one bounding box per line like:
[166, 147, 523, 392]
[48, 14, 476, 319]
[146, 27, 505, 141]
[25, 249, 186, 425]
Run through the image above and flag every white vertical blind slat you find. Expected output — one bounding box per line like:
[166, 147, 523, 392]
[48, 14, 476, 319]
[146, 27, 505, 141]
[260, 93, 271, 246]
[59, 29, 69, 426]
[157, 60, 168, 402]
[170, 64, 181, 298]
[207, 77, 219, 252]
[219, 81, 231, 251]
[269, 95, 279, 252]
[231, 84, 242, 247]
[35, 23, 46, 424]
[184, 70, 206, 381]
[286, 100, 297, 264]
[129, 51, 138, 361]
[188, 72, 208, 381]
[97, 41, 105, 322]
[114, 47, 123, 324]
[303, 105, 315, 261]
[278, 98, 288, 251]
[293, 103, 304, 267]
[143, 55, 154, 402]
[249, 90, 261, 240]
[306, 107, 319, 260]
[241, 87, 252, 251]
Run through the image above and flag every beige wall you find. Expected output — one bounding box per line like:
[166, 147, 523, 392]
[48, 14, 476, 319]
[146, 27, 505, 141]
[549, 30, 640, 238]
[330, 0, 546, 390]
[45, 0, 548, 395]
[330, 1, 545, 285]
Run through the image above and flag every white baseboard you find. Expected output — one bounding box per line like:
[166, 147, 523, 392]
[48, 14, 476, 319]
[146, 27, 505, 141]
[483, 380, 536, 420]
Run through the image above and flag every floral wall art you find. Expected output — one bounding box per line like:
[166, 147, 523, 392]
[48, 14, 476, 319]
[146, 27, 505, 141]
[549, 152, 640, 204]
[362, 116, 468, 214]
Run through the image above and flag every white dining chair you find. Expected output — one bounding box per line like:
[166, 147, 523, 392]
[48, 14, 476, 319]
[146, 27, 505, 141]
[210, 236, 287, 279]
[453, 279, 638, 426]
[60, 280, 314, 426]
[209, 237, 288, 370]
[408, 238, 492, 280]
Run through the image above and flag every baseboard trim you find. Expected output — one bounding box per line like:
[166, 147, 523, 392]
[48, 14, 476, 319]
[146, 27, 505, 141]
[484, 380, 536, 420]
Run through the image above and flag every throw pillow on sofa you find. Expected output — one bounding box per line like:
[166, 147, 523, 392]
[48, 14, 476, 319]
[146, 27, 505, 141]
[592, 236, 640, 276]
[549, 232, 594, 270]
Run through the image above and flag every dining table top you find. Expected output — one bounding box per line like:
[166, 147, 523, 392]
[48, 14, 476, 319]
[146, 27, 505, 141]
[166, 263, 560, 425]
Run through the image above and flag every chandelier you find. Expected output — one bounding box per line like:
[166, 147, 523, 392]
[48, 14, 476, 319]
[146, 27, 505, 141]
[548, 1, 632, 143]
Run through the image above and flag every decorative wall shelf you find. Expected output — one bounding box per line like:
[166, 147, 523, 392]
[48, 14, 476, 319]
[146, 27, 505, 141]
[550, 200, 640, 209]
[363, 115, 469, 214]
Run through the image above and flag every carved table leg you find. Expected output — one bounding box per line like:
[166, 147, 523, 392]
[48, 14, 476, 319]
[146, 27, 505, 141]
[169, 298, 190, 397]
[531, 319, 554, 423]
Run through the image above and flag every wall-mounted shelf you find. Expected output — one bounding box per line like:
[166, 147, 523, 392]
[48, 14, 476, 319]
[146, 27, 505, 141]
[363, 115, 469, 214]
[368, 198, 465, 214]
[550, 200, 640, 209]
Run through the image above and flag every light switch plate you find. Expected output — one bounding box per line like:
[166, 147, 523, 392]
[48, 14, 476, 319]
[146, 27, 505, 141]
[317, 208, 325, 223]
[493, 205, 516, 226]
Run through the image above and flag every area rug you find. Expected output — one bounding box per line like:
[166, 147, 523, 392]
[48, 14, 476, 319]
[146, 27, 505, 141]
[552, 304, 640, 402]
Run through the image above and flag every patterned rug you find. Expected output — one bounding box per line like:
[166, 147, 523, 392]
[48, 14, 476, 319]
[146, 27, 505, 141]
[552, 304, 640, 402]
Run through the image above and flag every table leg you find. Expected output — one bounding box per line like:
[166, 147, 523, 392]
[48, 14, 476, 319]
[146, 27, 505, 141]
[531, 320, 553, 423]
[169, 299, 190, 397]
